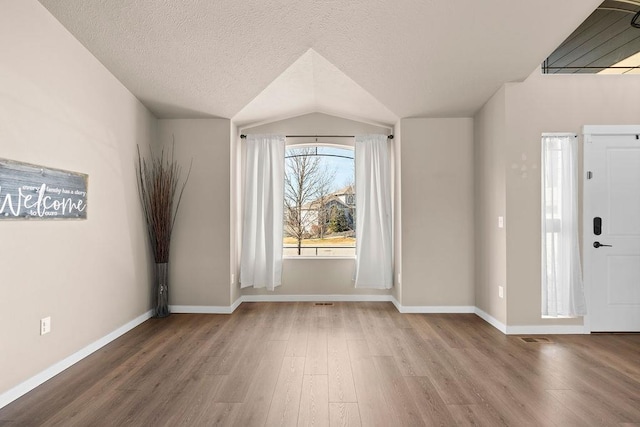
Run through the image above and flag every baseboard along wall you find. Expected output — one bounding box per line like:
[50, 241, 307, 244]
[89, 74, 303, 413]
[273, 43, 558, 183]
[0, 310, 153, 410]
[1, 297, 588, 410]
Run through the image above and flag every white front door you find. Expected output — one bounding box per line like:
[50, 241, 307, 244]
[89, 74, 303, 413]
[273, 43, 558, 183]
[584, 126, 640, 332]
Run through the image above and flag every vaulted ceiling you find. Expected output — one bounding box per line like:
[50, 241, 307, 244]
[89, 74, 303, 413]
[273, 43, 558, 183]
[39, 0, 602, 125]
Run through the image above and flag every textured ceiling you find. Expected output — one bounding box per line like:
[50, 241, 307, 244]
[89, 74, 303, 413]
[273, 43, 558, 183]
[38, 0, 602, 124]
[232, 49, 398, 126]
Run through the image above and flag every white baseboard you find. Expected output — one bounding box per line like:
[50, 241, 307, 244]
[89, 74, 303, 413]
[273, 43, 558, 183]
[241, 294, 394, 303]
[0, 309, 153, 410]
[0, 299, 590, 410]
[172, 295, 396, 315]
[473, 307, 588, 335]
[505, 324, 589, 335]
[474, 307, 508, 334]
[170, 304, 237, 314]
[172, 295, 394, 314]
[396, 304, 476, 314]
[169, 298, 589, 335]
[240, 295, 475, 315]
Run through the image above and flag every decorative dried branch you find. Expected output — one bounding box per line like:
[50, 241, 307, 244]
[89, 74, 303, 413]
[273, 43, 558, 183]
[136, 140, 192, 263]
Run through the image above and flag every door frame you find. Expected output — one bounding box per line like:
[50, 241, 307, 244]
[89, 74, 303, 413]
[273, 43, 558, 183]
[582, 125, 640, 333]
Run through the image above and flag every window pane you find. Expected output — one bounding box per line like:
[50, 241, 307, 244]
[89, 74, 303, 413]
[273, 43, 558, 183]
[284, 145, 355, 257]
[541, 134, 585, 317]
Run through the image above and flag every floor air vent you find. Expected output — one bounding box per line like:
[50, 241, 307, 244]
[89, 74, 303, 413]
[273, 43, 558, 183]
[520, 337, 552, 343]
[314, 302, 334, 306]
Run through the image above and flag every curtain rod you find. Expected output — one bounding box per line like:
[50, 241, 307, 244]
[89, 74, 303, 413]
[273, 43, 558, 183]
[240, 134, 394, 139]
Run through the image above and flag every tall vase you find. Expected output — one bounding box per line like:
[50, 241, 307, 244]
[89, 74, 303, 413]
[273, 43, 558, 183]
[154, 262, 170, 318]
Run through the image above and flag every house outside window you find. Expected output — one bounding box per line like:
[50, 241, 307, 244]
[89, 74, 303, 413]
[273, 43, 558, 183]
[283, 145, 356, 257]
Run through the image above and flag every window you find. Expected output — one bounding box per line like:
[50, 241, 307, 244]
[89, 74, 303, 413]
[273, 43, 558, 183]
[541, 134, 586, 317]
[283, 145, 356, 257]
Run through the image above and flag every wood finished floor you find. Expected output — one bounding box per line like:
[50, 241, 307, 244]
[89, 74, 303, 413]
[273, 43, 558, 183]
[1, 302, 640, 426]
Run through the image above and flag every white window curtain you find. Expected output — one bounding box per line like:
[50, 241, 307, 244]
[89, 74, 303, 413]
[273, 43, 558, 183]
[240, 134, 285, 290]
[354, 134, 393, 289]
[541, 134, 586, 317]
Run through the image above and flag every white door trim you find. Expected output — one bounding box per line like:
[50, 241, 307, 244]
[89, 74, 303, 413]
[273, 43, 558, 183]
[583, 130, 594, 334]
[582, 125, 640, 333]
[583, 125, 640, 136]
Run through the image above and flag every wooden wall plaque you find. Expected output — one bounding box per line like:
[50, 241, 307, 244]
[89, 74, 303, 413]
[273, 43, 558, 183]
[0, 158, 88, 220]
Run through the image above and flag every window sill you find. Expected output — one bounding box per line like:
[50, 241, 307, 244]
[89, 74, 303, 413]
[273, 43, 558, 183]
[541, 315, 582, 319]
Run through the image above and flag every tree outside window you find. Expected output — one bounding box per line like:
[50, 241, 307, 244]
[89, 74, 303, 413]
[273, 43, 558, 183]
[283, 146, 355, 257]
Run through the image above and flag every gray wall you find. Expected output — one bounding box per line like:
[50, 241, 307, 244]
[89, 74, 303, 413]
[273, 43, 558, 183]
[503, 70, 640, 327]
[392, 121, 403, 304]
[474, 69, 640, 328]
[400, 119, 475, 307]
[238, 114, 476, 307]
[157, 119, 232, 307]
[230, 121, 241, 304]
[0, 1, 156, 396]
[473, 88, 507, 324]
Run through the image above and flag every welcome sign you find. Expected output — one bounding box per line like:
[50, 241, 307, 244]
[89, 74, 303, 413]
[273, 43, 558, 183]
[0, 158, 88, 220]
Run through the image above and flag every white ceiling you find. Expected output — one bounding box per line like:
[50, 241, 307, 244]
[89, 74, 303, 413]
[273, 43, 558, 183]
[38, 0, 601, 125]
[232, 49, 398, 126]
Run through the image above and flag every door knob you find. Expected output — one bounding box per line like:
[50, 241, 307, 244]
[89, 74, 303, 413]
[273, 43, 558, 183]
[593, 241, 612, 248]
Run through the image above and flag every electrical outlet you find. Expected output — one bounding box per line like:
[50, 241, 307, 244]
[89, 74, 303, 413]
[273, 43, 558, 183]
[498, 286, 504, 299]
[40, 317, 51, 335]
[498, 216, 504, 228]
